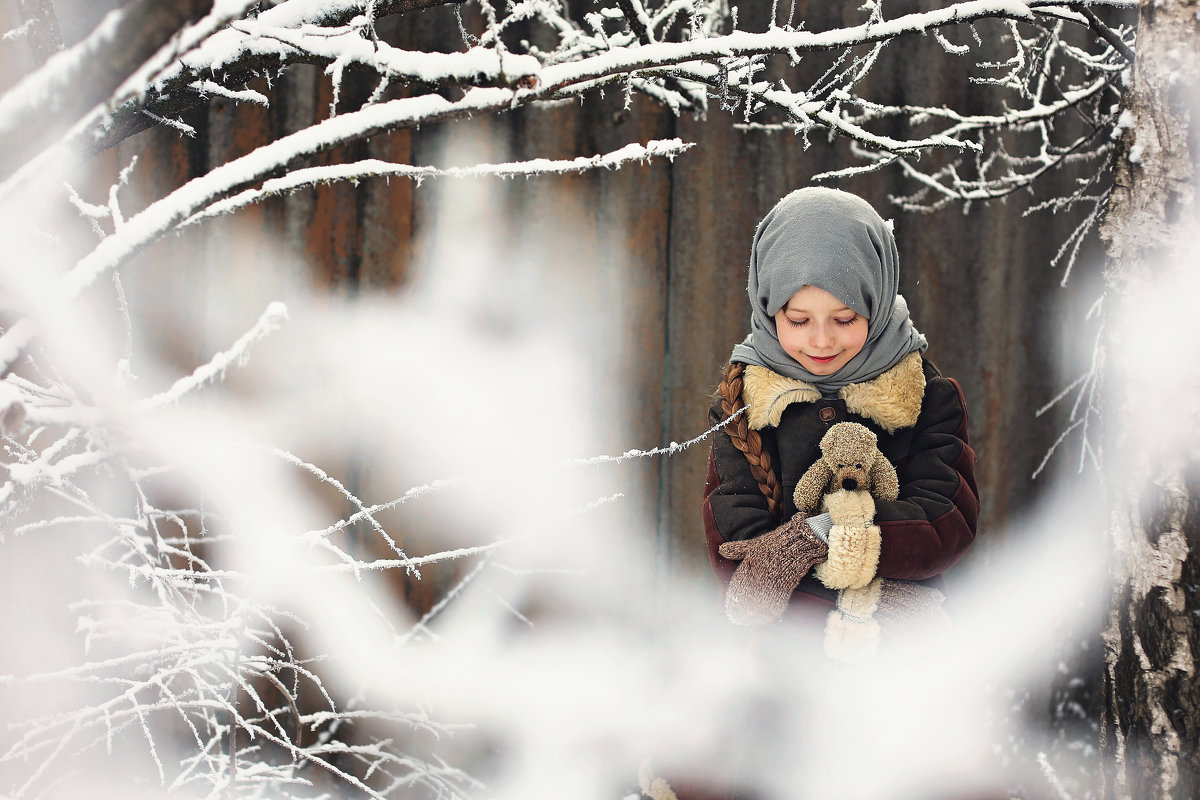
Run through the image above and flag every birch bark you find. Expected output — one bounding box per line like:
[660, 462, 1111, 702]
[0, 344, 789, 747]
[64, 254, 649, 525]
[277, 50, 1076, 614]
[1098, 1, 1200, 797]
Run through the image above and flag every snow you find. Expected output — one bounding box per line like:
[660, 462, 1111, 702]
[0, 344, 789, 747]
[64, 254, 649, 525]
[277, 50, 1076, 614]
[188, 79, 269, 106]
[257, 0, 376, 27]
[1112, 108, 1136, 140]
[230, 22, 544, 87]
[0, 319, 36, 378]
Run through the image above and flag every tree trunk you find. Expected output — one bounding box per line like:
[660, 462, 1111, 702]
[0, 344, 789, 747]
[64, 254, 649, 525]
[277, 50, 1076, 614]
[16, 0, 63, 65]
[1098, 1, 1200, 798]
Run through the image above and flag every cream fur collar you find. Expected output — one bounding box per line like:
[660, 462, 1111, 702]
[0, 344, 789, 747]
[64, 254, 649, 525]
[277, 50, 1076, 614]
[743, 351, 925, 434]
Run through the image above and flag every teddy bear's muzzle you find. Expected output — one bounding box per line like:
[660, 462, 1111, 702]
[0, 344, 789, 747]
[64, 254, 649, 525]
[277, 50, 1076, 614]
[841, 477, 859, 490]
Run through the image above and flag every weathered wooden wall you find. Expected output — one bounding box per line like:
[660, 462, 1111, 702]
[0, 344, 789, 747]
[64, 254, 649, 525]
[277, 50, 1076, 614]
[10, 0, 1097, 613]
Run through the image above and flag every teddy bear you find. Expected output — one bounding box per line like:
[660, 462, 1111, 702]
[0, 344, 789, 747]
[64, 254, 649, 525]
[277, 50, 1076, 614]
[791, 423, 947, 660]
[719, 422, 948, 653]
[718, 422, 900, 627]
[791, 423, 897, 607]
[793, 421, 899, 515]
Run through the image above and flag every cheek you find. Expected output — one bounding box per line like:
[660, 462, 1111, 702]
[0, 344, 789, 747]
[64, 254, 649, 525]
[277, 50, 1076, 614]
[778, 325, 806, 352]
[845, 327, 868, 355]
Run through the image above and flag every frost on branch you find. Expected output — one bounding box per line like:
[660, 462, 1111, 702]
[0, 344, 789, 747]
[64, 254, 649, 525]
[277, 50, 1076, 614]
[0, 303, 473, 797]
[2, 0, 1138, 230]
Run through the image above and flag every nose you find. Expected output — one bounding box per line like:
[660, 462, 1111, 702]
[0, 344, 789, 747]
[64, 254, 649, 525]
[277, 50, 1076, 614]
[841, 477, 858, 490]
[811, 322, 835, 348]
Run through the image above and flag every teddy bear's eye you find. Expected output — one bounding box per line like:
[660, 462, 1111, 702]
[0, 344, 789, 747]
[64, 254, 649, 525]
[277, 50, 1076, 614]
[837, 464, 845, 469]
[855, 463, 862, 469]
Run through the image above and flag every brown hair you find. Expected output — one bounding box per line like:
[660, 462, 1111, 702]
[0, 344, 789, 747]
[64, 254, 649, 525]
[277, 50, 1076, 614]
[716, 361, 783, 520]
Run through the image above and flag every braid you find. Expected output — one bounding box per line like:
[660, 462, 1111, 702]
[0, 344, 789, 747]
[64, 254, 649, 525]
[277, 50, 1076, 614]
[717, 361, 783, 520]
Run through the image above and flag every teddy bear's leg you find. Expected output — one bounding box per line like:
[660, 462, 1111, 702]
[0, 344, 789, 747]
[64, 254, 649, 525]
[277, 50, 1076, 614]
[823, 579, 883, 662]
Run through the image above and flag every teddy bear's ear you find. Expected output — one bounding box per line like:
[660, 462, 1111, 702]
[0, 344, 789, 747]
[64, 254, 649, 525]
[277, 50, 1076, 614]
[793, 460, 833, 513]
[870, 455, 900, 502]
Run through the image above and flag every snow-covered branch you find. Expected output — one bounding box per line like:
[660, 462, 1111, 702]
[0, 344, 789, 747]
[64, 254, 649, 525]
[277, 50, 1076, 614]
[137, 302, 289, 411]
[184, 139, 695, 225]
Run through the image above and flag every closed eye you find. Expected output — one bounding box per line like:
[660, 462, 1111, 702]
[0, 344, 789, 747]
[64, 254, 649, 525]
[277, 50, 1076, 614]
[784, 317, 859, 327]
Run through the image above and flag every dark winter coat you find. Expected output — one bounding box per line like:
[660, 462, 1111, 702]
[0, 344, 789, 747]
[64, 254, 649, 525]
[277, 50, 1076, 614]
[702, 351, 979, 610]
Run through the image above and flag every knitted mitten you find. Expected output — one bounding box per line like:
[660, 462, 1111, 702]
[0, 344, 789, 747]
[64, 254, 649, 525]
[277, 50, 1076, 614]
[717, 514, 828, 625]
[875, 579, 951, 638]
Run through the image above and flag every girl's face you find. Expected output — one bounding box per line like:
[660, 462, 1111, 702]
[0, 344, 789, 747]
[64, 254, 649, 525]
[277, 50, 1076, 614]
[774, 285, 869, 375]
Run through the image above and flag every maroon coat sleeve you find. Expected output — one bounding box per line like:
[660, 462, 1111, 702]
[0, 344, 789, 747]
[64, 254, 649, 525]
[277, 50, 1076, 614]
[701, 398, 779, 583]
[702, 444, 737, 584]
[873, 376, 979, 580]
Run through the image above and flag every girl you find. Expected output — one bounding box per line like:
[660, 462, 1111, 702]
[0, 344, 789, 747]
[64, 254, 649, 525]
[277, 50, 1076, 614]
[701, 187, 979, 650]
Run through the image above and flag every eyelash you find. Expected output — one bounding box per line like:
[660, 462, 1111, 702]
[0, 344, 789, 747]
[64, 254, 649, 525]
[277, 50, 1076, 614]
[784, 317, 859, 328]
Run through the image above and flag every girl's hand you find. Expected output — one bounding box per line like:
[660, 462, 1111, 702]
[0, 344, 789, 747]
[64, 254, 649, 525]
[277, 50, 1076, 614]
[717, 515, 829, 625]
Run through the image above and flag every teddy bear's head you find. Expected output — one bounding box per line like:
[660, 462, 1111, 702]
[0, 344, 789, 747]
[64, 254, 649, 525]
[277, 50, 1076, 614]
[820, 422, 880, 493]
[792, 422, 900, 513]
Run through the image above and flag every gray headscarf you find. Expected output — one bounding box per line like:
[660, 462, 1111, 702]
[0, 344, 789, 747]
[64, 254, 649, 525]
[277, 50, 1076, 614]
[730, 187, 927, 394]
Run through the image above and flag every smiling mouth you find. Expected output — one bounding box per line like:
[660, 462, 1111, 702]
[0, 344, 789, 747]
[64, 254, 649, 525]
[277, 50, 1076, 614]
[807, 354, 839, 363]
